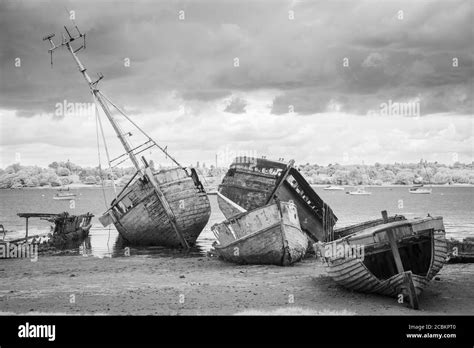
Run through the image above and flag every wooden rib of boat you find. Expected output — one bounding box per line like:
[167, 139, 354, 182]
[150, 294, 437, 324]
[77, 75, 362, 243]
[43, 24, 211, 249]
[217, 157, 337, 242]
[316, 211, 447, 309]
[211, 201, 308, 266]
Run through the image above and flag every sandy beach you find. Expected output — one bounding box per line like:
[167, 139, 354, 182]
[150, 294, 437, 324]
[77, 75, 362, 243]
[1, 254, 473, 315]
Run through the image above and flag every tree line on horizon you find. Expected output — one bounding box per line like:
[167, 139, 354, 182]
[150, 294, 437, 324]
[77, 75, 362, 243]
[0, 160, 472, 189]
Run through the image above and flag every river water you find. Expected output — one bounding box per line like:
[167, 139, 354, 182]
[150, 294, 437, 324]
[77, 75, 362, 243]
[0, 186, 472, 258]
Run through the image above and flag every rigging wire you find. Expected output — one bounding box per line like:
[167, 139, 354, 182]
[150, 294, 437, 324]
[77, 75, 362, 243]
[98, 91, 185, 170]
[95, 101, 109, 210]
[93, 95, 118, 199]
[94, 100, 113, 248]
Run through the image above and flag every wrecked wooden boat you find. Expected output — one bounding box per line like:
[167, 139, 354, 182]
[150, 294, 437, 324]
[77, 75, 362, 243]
[446, 237, 474, 263]
[316, 211, 447, 309]
[217, 157, 337, 243]
[99, 165, 211, 247]
[43, 25, 211, 248]
[1, 212, 93, 253]
[211, 201, 308, 266]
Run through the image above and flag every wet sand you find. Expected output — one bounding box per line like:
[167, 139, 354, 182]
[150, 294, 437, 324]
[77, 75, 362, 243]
[1, 254, 473, 315]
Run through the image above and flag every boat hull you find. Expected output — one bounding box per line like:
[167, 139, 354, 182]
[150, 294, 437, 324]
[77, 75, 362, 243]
[107, 168, 211, 247]
[317, 217, 447, 299]
[48, 212, 93, 248]
[217, 157, 337, 242]
[212, 202, 308, 266]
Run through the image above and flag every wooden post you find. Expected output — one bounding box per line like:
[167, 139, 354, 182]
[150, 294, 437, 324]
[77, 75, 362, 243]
[381, 210, 419, 309]
[25, 217, 29, 241]
[403, 271, 419, 310]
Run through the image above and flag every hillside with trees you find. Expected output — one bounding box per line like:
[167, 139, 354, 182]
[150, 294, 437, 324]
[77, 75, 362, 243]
[0, 160, 226, 189]
[0, 160, 472, 189]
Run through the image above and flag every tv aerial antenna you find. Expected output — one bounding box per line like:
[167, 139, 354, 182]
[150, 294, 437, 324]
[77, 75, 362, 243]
[42, 24, 183, 174]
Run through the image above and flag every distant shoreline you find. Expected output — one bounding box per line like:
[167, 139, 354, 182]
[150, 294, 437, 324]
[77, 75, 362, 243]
[2, 182, 473, 190]
[311, 183, 474, 188]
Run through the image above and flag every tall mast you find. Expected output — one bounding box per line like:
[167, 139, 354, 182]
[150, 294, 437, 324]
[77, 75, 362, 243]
[43, 27, 142, 173]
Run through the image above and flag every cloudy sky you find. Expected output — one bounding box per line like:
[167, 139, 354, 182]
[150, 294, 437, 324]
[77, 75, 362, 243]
[0, 0, 472, 168]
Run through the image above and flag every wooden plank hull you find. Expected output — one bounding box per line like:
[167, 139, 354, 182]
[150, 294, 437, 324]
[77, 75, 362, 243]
[106, 168, 211, 247]
[317, 217, 447, 299]
[212, 202, 308, 266]
[216, 191, 247, 219]
[217, 157, 337, 242]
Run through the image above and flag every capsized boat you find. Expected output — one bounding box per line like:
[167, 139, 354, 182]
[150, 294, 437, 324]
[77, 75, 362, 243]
[211, 201, 307, 266]
[217, 157, 337, 243]
[43, 25, 211, 248]
[316, 211, 447, 309]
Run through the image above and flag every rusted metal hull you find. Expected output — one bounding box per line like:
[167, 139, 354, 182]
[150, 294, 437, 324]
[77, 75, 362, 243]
[317, 217, 447, 299]
[217, 157, 337, 242]
[104, 167, 211, 247]
[212, 202, 308, 266]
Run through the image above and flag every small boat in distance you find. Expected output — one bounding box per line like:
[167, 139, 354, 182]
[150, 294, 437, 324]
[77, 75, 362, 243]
[409, 185, 432, 194]
[211, 201, 308, 266]
[410, 160, 433, 194]
[346, 187, 372, 195]
[316, 211, 447, 309]
[53, 192, 76, 200]
[324, 185, 345, 191]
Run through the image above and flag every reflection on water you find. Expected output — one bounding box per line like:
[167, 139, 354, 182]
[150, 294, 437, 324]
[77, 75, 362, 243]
[78, 226, 216, 259]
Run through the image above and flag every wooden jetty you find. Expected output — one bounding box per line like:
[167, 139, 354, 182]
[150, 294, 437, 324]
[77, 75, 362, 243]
[217, 157, 337, 242]
[316, 211, 447, 309]
[43, 25, 211, 248]
[211, 201, 308, 266]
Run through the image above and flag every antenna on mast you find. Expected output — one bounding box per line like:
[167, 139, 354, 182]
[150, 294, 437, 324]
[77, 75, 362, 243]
[43, 25, 86, 68]
[42, 24, 185, 175]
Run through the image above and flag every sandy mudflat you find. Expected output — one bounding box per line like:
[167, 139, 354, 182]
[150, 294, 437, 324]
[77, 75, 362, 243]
[0, 254, 473, 315]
